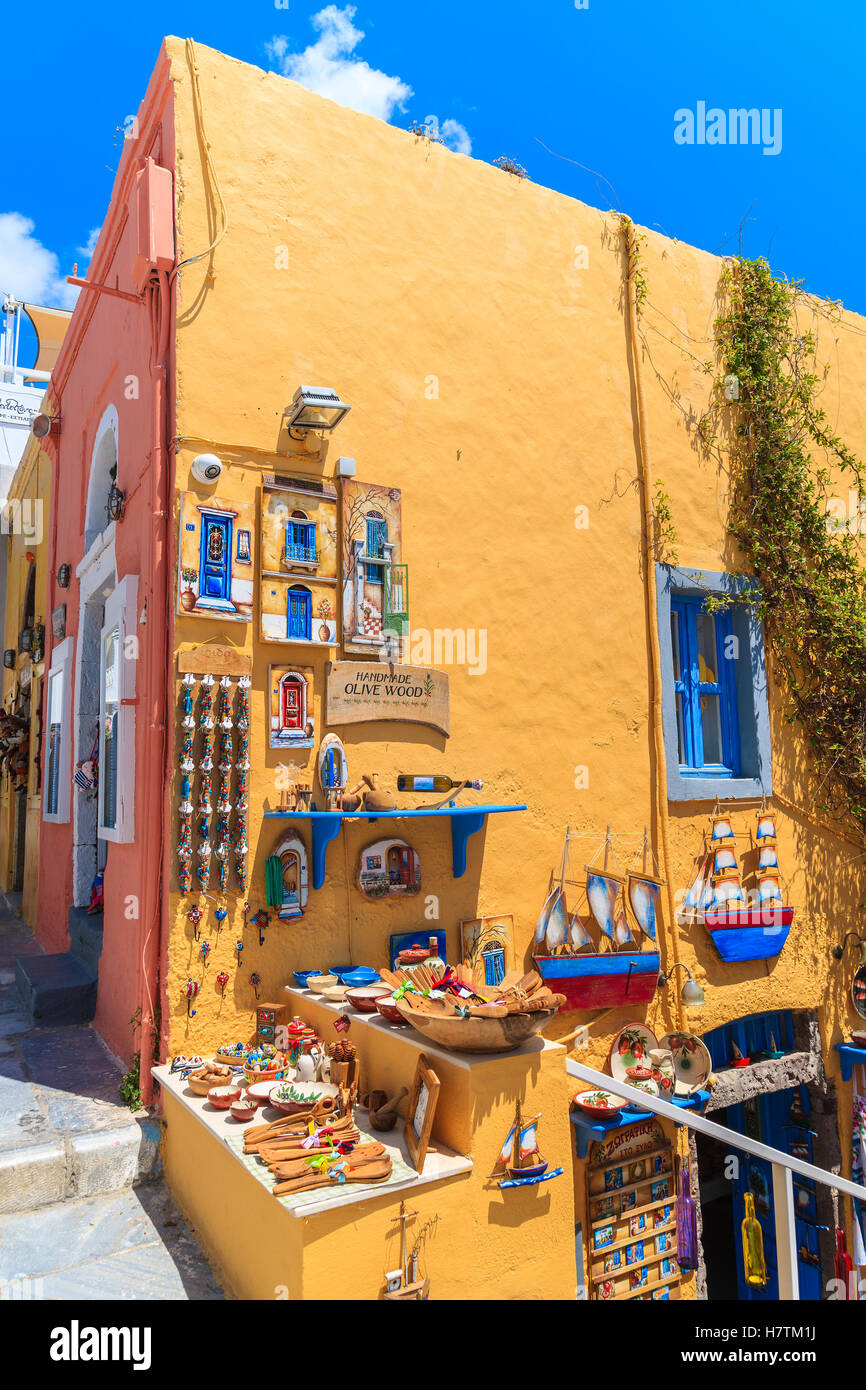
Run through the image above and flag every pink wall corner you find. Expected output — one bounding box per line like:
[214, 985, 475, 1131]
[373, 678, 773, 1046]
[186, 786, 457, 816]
[35, 43, 176, 1067]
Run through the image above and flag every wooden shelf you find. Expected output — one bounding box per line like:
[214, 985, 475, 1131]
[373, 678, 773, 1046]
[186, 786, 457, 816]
[263, 803, 526, 887]
[590, 1221, 676, 1264]
[591, 1193, 675, 1231]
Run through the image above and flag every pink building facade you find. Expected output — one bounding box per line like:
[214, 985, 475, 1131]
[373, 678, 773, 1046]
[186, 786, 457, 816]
[35, 50, 176, 1084]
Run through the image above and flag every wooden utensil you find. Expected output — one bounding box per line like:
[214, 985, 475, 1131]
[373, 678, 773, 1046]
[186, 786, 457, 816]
[273, 1157, 392, 1197]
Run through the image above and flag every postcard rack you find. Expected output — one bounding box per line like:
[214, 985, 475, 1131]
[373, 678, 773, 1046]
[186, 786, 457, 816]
[585, 1117, 682, 1302]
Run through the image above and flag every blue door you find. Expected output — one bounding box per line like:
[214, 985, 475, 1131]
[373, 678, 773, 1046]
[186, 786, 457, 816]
[199, 513, 233, 609]
[287, 588, 312, 641]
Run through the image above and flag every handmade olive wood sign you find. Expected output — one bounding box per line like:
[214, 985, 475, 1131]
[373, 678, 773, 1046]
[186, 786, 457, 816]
[177, 639, 252, 678]
[326, 662, 449, 736]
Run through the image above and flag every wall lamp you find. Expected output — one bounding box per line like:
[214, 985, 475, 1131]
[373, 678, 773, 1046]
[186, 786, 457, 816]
[657, 961, 705, 1007]
[32, 413, 61, 439]
[287, 385, 351, 437]
[832, 932, 866, 965]
[106, 482, 126, 523]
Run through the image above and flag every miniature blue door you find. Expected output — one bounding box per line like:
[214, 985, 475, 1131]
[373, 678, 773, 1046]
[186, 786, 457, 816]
[199, 514, 232, 607]
[287, 588, 312, 641]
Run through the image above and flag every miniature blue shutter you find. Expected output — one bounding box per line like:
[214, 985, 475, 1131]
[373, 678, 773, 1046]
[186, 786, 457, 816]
[365, 518, 387, 581]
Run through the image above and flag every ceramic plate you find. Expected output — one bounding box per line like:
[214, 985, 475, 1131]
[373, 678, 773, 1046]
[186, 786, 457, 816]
[659, 1031, 711, 1094]
[573, 1089, 627, 1120]
[609, 1024, 659, 1082]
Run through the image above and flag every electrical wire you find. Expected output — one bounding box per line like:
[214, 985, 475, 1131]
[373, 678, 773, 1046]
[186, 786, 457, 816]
[170, 38, 229, 282]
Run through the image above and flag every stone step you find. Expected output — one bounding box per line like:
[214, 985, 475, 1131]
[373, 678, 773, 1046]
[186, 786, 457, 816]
[14, 954, 97, 1027]
[0, 1115, 163, 1215]
[0, 1180, 224, 1299]
[67, 907, 104, 975]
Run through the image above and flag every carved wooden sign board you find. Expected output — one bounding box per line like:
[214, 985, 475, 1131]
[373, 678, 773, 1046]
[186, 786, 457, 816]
[177, 639, 252, 678]
[326, 662, 449, 736]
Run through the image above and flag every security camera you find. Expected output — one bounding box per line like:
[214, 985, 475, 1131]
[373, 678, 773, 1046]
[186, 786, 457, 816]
[191, 453, 223, 485]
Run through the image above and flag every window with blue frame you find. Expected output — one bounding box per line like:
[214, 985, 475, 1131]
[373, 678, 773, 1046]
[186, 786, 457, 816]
[365, 513, 387, 582]
[670, 597, 740, 777]
[285, 511, 317, 565]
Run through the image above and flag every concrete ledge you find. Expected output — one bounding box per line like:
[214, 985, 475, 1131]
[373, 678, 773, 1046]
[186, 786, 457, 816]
[705, 1051, 817, 1111]
[14, 953, 96, 1026]
[0, 1140, 66, 1214]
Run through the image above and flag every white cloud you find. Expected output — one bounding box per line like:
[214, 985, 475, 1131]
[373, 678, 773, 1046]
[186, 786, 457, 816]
[424, 114, 472, 155]
[0, 212, 78, 309]
[267, 5, 412, 122]
[77, 226, 102, 262]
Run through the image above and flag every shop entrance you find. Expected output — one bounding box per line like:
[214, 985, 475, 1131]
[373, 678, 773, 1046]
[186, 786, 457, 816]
[695, 1010, 826, 1300]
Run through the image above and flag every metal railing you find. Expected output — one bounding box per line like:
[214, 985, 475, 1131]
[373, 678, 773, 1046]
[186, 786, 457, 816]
[566, 1056, 866, 1300]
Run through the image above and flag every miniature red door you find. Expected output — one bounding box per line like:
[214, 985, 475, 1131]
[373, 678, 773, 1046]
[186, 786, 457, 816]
[399, 848, 412, 885]
[281, 679, 302, 731]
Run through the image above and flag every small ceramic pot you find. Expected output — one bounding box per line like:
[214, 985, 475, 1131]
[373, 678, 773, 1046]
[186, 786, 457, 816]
[230, 1099, 257, 1122]
[649, 1048, 676, 1102]
[208, 1085, 241, 1109]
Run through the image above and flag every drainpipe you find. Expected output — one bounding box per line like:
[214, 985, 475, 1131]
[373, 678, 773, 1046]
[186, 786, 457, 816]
[138, 267, 172, 1107]
[622, 218, 686, 1032]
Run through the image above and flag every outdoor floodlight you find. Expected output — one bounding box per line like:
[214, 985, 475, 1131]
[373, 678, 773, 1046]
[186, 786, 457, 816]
[287, 386, 351, 435]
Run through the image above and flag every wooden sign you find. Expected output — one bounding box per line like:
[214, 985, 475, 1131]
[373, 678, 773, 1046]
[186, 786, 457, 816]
[177, 639, 251, 678]
[326, 662, 449, 736]
[585, 1119, 680, 1302]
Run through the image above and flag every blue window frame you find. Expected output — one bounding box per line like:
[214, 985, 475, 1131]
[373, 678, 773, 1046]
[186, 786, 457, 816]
[286, 518, 317, 565]
[669, 596, 740, 777]
[365, 516, 387, 582]
[286, 586, 312, 641]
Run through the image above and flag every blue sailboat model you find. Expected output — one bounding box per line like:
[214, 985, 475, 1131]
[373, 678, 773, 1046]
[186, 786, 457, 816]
[683, 808, 793, 963]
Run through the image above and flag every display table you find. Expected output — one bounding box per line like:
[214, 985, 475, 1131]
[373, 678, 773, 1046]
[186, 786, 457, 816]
[155, 990, 577, 1300]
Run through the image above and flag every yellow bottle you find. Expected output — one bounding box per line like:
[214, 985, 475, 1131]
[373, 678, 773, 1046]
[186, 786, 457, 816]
[742, 1192, 767, 1287]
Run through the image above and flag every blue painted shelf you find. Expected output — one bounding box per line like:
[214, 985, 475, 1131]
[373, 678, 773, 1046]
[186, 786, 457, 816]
[262, 803, 527, 890]
[569, 1091, 711, 1158]
[833, 1043, 866, 1083]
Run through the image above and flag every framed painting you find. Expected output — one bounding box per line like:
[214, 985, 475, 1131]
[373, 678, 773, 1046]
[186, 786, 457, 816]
[404, 1052, 440, 1174]
[459, 913, 515, 988]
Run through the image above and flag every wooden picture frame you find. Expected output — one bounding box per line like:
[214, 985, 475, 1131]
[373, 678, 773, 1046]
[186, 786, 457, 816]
[404, 1052, 440, 1174]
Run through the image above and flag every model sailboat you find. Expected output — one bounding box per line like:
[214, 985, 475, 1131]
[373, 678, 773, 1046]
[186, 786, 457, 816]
[533, 829, 663, 1011]
[493, 1101, 563, 1189]
[681, 807, 793, 963]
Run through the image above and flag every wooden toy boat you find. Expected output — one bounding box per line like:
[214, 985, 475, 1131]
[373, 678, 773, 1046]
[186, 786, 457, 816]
[533, 828, 661, 1012]
[492, 1101, 563, 1188]
[682, 807, 794, 962]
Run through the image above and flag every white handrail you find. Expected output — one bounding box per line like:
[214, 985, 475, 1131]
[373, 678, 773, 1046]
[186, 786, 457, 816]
[567, 1057, 866, 1201]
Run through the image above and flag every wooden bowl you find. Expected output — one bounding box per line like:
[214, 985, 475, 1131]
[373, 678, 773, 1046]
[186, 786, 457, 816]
[394, 999, 557, 1053]
[208, 1085, 241, 1109]
[347, 985, 390, 1012]
[187, 1065, 233, 1096]
[376, 995, 410, 1025]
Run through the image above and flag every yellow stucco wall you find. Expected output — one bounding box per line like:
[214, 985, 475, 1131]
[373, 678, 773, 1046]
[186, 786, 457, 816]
[0, 432, 50, 925]
[158, 37, 866, 1295]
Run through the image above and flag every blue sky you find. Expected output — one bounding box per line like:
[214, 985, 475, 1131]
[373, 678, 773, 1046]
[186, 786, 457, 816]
[2, 0, 863, 358]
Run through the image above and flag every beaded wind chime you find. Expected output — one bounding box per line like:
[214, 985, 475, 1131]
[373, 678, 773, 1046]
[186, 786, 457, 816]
[215, 676, 234, 892]
[196, 675, 215, 892]
[177, 674, 196, 894]
[234, 676, 251, 891]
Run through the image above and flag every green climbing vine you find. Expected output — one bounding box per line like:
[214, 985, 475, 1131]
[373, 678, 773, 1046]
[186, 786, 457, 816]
[709, 256, 866, 832]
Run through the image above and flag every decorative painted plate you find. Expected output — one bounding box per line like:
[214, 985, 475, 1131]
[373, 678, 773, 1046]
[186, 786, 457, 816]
[852, 965, 866, 1021]
[573, 1089, 627, 1121]
[609, 1024, 659, 1082]
[659, 1031, 711, 1094]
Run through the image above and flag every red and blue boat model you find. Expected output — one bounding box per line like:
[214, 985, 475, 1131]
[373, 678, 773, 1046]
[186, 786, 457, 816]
[533, 828, 662, 1012]
[683, 807, 794, 963]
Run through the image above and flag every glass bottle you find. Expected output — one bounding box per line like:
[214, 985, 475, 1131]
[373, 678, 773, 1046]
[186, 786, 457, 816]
[742, 1192, 767, 1287]
[397, 775, 482, 792]
[676, 1158, 699, 1272]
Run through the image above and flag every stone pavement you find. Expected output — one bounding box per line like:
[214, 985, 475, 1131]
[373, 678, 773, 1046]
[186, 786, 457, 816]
[0, 906, 224, 1300]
